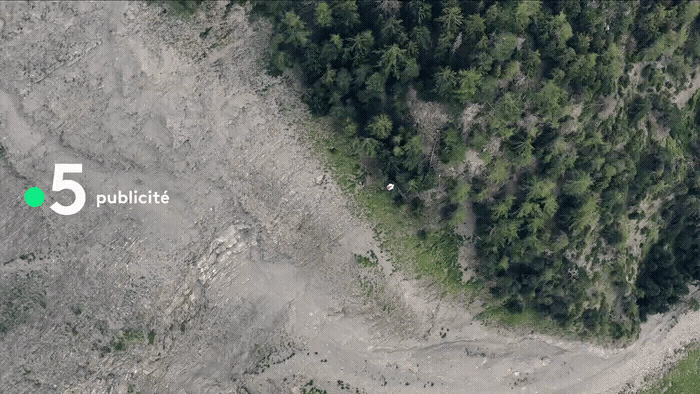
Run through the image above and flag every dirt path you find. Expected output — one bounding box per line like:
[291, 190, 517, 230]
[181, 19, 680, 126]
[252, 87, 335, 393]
[0, 2, 697, 393]
[674, 70, 700, 108]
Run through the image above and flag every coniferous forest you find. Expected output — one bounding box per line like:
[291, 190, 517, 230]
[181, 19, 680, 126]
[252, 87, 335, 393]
[251, 0, 700, 340]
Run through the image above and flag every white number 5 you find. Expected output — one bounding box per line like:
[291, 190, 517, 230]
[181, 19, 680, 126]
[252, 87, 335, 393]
[50, 164, 86, 216]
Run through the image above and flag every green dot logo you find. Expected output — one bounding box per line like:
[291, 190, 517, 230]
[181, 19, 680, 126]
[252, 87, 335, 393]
[24, 187, 45, 207]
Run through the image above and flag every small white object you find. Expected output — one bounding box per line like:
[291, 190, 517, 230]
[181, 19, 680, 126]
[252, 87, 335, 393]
[386, 183, 395, 191]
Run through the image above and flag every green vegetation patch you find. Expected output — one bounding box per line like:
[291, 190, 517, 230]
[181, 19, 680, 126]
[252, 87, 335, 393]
[0, 277, 46, 337]
[148, 0, 204, 15]
[644, 344, 700, 393]
[302, 380, 327, 394]
[354, 250, 378, 267]
[110, 329, 145, 352]
[310, 122, 475, 296]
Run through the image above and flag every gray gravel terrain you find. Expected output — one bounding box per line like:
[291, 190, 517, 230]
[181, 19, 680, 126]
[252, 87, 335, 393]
[1, 2, 699, 393]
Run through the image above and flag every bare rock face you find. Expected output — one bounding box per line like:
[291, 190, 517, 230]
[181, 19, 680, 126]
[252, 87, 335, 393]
[2, 2, 699, 394]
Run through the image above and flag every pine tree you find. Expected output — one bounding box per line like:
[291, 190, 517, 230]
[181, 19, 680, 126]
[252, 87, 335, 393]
[454, 69, 483, 104]
[315, 2, 333, 28]
[377, 44, 408, 79]
[281, 11, 310, 48]
[368, 114, 393, 139]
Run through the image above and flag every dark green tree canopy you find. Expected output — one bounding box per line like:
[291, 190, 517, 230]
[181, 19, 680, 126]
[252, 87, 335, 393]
[254, 0, 700, 341]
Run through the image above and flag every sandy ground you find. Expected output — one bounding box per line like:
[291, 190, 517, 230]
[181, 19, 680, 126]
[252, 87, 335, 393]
[674, 70, 700, 108]
[0, 2, 698, 393]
